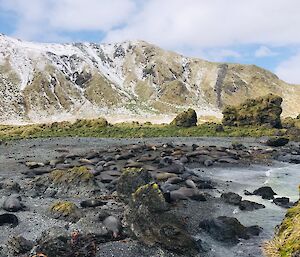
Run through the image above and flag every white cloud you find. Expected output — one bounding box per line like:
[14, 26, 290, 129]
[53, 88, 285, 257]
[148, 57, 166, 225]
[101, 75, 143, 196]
[1, 0, 300, 48]
[0, 0, 136, 41]
[275, 52, 300, 84]
[104, 0, 300, 49]
[255, 46, 277, 58]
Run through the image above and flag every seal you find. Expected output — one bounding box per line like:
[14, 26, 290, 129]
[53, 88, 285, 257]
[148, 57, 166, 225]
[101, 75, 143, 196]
[103, 215, 122, 238]
[0, 213, 19, 227]
[3, 195, 24, 212]
[80, 199, 106, 208]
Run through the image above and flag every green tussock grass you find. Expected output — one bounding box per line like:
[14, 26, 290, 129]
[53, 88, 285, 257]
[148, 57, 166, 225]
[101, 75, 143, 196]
[263, 201, 300, 257]
[0, 118, 286, 141]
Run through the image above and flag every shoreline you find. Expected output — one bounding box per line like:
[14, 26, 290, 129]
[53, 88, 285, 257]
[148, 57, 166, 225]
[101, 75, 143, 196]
[0, 137, 299, 257]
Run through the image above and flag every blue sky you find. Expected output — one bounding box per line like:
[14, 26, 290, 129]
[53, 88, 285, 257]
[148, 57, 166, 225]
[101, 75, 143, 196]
[0, 0, 300, 84]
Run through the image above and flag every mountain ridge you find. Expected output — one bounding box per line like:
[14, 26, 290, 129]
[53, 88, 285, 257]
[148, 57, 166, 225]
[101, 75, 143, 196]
[0, 34, 299, 124]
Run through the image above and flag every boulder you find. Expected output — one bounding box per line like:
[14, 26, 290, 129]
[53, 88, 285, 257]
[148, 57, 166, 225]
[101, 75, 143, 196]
[222, 94, 283, 128]
[265, 137, 289, 147]
[221, 192, 242, 205]
[125, 183, 197, 255]
[239, 200, 265, 211]
[7, 236, 34, 256]
[36, 226, 101, 257]
[199, 216, 262, 243]
[29, 166, 100, 197]
[117, 168, 153, 203]
[273, 197, 291, 208]
[253, 186, 277, 199]
[170, 109, 197, 127]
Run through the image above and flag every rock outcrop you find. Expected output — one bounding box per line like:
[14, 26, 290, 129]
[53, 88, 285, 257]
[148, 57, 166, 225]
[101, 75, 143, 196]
[125, 183, 197, 255]
[170, 108, 197, 127]
[222, 94, 283, 128]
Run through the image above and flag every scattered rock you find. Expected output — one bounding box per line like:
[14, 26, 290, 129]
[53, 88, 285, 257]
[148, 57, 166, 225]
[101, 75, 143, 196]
[0, 179, 21, 193]
[7, 236, 34, 256]
[253, 186, 277, 199]
[239, 200, 265, 211]
[25, 161, 45, 169]
[199, 216, 262, 243]
[273, 197, 291, 208]
[221, 192, 242, 205]
[204, 159, 213, 167]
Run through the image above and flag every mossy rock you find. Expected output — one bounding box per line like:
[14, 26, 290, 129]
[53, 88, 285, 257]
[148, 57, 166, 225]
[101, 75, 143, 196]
[264, 187, 300, 257]
[126, 183, 197, 255]
[170, 108, 197, 127]
[49, 201, 82, 222]
[117, 168, 153, 203]
[132, 183, 169, 213]
[49, 166, 94, 185]
[222, 94, 283, 128]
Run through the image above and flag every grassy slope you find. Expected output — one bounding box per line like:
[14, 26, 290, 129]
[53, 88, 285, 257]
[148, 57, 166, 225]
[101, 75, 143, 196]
[264, 199, 300, 257]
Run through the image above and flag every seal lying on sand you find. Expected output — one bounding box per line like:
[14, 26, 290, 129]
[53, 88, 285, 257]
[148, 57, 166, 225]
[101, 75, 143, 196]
[0, 213, 19, 227]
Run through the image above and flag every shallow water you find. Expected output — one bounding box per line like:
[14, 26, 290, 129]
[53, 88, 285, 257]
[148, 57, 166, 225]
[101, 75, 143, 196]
[194, 163, 300, 257]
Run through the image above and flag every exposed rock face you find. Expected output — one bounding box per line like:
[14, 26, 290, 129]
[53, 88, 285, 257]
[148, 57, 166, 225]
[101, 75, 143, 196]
[170, 108, 197, 127]
[222, 94, 283, 128]
[0, 34, 300, 123]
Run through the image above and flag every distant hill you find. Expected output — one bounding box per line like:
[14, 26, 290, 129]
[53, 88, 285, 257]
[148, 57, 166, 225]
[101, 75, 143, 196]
[0, 34, 299, 124]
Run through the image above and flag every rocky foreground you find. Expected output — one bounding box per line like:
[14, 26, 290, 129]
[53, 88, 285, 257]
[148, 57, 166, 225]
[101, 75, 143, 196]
[0, 137, 299, 257]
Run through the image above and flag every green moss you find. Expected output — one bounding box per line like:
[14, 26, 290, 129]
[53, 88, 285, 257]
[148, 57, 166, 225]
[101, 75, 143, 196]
[50, 166, 94, 184]
[50, 201, 78, 216]
[132, 183, 167, 212]
[117, 168, 153, 203]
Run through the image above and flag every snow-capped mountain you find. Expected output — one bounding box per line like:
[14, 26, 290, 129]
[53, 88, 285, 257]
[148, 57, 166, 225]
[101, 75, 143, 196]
[0, 34, 299, 124]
